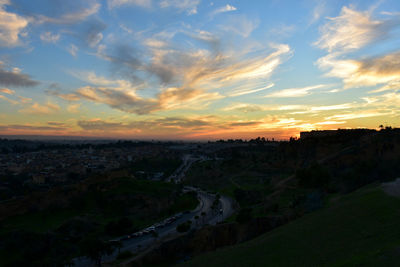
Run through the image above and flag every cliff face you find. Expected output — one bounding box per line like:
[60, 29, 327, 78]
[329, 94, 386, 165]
[129, 215, 296, 266]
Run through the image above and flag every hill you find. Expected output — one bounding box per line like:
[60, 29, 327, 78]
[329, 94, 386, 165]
[183, 184, 400, 266]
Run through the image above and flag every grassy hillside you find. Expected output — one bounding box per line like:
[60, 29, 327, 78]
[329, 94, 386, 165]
[184, 184, 400, 266]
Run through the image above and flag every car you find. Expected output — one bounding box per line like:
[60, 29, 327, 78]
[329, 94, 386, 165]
[219, 209, 223, 214]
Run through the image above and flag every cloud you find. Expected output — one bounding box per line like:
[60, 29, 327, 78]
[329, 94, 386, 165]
[82, 19, 106, 47]
[0, 124, 66, 132]
[77, 116, 213, 132]
[40, 32, 60, 43]
[78, 119, 125, 130]
[108, 0, 151, 9]
[228, 83, 274, 97]
[315, 6, 398, 53]
[222, 103, 264, 113]
[325, 110, 393, 121]
[229, 121, 260, 127]
[67, 44, 78, 57]
[309, 0, 326, 25]
[67, 103, 81, 113]
[76, 86, 159, 114]
[157, 87, 223, 110]
[0, 88, 14, 94]
[0, 65, 39, 87]
[0, 94, 18, 104]
[310, 103, 354, 111]
[371, 81, 400, 93]
[46, 89, 81, 101]
[356, 51, 400, 86]
[36, 3, 100, 24]
[211, 4, 237, 16]
[315, 5, 400, 90]
[90, 38, 290, 114]
[0, 1, 29, 47]
[74, 84, 222, 114]
[19, 102, 60, 115]
[71, 70, 134, 88]
[160, 0, 200, 15]
[318, 50, 400, 89]
[219, 15, 259, 37]
[47, 121, 67, 127]
[17, 95, 32, 103]
[265, 84, 326, 98]
[154, 117, 212, 128]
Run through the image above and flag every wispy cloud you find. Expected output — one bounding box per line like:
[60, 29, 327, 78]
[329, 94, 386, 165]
[0, 94, 18, 105]
[108, 0, 152, 9]
[309, 0, 326, 25]
[315, 5, 400, 90]
[46, 89, 81, 101]
[160, 0, 200, 15]
[19, 102, 60, 115]
[40, 32, 60, 43]
[67, 44, 78, 57]
[315, 5, 395, 53]
[228, 83, 274, 97]
[211, 4, 237, 16]
[325, 110, 393, 121]
[0, 88, 15, 95]
[0, 124, 66, 132]
[67, 103, 81, 113]
[36, 3, 101, 24]
[76, 86, 159, 114]
[87, 40, 291, 114]
[218, 15, 259, 37]
[265, 84, 326, 98]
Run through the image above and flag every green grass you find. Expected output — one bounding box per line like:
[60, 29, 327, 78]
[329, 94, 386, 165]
[0, 208, 80, 234]
[130, 157, 182, 178]
[184, 160, 274, 200]
[183, 184, 400, 266]
[169, 192, 198, 213]
[106, 178, 176, 197]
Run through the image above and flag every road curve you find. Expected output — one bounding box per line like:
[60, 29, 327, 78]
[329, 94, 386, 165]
[73, 188, 234, 266]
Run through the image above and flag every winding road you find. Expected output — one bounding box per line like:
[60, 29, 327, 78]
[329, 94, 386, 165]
[73, 154, 235, 266]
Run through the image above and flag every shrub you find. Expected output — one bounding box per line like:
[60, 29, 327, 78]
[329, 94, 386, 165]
[236, 207, 253, 224]
[116, 250, 133, 260]
[176, 220, 192, 232]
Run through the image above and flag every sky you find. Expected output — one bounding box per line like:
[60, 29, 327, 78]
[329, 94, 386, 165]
[0, 0, 400, 140]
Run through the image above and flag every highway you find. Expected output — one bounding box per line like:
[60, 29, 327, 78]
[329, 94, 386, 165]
[73, 154, 235, 266]
[73, 188, 234, 266]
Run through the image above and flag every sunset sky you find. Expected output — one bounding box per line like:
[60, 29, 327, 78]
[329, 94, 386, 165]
[0, 0, 399, 140]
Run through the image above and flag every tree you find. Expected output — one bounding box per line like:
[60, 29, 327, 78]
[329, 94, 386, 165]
[151, 230, 159, 239]
[201, 211, 207, 224]
[110, 240, 123, 254]
[176, 220, 192, 232]
[194, 215, 200, 226]
[236, 207, 253, 224]
[81, 238, 116, 267]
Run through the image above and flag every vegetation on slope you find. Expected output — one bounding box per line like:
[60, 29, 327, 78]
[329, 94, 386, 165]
[184, 184, 400, 266]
